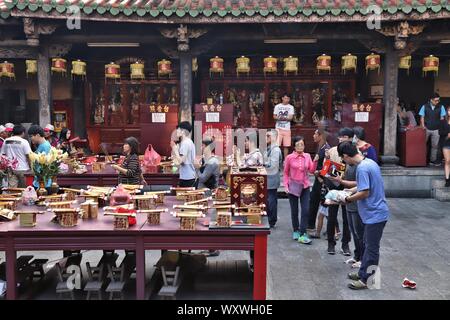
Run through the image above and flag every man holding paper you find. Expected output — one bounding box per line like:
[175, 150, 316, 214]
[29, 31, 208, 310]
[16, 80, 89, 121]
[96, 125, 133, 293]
[337, 142, 389, 290]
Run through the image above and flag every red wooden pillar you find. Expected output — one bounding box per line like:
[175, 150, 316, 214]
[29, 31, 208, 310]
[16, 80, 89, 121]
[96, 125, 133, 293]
[253, 234, 268, 300]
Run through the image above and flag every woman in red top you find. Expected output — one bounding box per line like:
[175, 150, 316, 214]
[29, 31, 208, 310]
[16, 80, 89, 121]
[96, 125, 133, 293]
[284, 136, 318, 244]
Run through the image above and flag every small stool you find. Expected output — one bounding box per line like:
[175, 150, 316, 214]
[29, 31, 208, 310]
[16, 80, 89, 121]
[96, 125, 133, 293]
[28, 259, 49, 281]
[157, 266, 180, 300]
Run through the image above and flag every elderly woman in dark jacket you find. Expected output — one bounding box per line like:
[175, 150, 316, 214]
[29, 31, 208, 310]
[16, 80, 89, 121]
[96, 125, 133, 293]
[111, 136, 143, 185]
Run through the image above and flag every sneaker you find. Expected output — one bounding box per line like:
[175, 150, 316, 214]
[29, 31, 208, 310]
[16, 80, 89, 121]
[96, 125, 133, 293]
[429, 162, 441, 167]
[327, 244, 336, 255]
[298, 233, 312, 245]
[341, 245, 351, 256]
[345, 258, 357, 265]
[348, 280, 368, 290]
[348, 272, 360, 281]
[352, 261, 362, 269]
[292, 231, 301, 240]
[310, 233, 321, 239]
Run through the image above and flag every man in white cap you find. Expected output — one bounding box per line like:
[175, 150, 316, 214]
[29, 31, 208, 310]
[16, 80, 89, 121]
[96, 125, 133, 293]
[44, 124, 59, 148]
[0, 125, 7, 149]
[4, 123, 14, 138]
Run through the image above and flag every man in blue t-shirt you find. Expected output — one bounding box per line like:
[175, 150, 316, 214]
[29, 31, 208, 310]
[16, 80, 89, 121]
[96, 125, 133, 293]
[418, 92, 446, 166]
[338, 141, 389, 290]
[28, 125, 52, 188]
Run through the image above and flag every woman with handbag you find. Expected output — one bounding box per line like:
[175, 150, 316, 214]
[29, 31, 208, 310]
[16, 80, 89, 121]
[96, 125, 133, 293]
[111, 137, 144, 185]
[284, 136, 318, 244]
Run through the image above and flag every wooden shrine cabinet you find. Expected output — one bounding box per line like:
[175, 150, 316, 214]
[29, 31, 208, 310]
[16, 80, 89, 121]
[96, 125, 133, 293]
[201, 75, 355, 130]
[230, 167, 267, 208]
[140, 104, 179, 157]
[341, 103, 383, 157]
[194, 103, 233, 157]
[86, 80, 178, 153]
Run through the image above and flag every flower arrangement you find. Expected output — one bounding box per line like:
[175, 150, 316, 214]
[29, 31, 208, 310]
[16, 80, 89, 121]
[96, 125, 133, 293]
[0, 155, 18, 179]
[29, 147, 68, 182]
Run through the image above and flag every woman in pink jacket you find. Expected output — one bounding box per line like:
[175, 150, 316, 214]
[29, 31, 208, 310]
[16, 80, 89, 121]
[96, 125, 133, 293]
[284, 136, 318, 244]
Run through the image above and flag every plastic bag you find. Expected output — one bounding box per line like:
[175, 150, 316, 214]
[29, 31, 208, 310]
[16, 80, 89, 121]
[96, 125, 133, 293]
[22, 186, 38, 206]
[59, 162, 69, 174]
[143, 144, 161, 173]
[115, 207, 137, 226]
[110, 185, 131, 206]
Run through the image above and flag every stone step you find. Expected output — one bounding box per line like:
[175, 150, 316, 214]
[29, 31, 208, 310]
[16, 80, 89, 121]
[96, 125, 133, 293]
[431, 179, 446, 189]
[434, 188, 450, 202]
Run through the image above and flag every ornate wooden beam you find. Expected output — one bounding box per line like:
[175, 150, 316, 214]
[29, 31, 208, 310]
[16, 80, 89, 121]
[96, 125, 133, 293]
[0, 47, 38, 58]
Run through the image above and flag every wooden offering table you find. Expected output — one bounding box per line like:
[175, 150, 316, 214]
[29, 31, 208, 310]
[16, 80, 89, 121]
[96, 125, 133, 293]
[56, 165, 179, 187]
[1, 196, 269, 300]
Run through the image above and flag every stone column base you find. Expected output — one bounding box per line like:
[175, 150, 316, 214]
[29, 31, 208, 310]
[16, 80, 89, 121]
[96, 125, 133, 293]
[380, 155, 399, 166]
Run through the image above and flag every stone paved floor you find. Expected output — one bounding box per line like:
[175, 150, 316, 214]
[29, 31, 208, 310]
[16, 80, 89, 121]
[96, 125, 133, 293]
[1, 198, 449, 299]
[266, 198, 450, 300]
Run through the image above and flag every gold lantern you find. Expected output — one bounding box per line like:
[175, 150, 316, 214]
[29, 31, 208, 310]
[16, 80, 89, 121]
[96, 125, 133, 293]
[157, 59, 172, 77]
[365, 53, 380, 75]
[209, 56, 224, 77]
[283, 56, 298, 76]
[192, 57, 198, 75]
[51, 58, 67, 76]
[341, 54, 357, 74]
[71, 59, 86, 80]
[263, 56, 277, 76]
[0, 61, 15, 81]
[105, 62, 120, 82]
[422, 55, 439, 77]
[130, 61, 145, 80]
[25, 60, 37, 78]
[236, 56, 250, 77]
[399, 55, 412, 75]
[317, 54, 331, 74]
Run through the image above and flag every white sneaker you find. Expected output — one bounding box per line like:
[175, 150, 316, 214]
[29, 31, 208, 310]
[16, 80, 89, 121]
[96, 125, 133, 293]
[351, 261, 361, 269]
[345, 258, 356, 264]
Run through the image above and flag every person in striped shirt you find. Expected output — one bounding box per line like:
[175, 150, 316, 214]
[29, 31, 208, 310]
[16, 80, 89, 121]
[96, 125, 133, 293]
[111, 137, 143, 185]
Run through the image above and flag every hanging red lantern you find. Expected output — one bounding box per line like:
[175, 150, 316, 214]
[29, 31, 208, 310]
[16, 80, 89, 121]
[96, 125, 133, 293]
[0, 61, 15, 81]
[105, 62, 120, 82]
[51, 58, 67, 76]
[422, 55, 439, 77]
[317, 54, 331, 74]
[209, 56, 224, 77]
[158, 59, 172, 76]
[365, 53, 381, 75]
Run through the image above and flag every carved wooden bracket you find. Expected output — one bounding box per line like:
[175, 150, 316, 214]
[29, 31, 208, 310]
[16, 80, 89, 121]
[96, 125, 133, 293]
[376, 21, 426, 51]
[159, 24, 208, 52]
[23, 18, 59, 46]
[48, 44, 72, 57]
